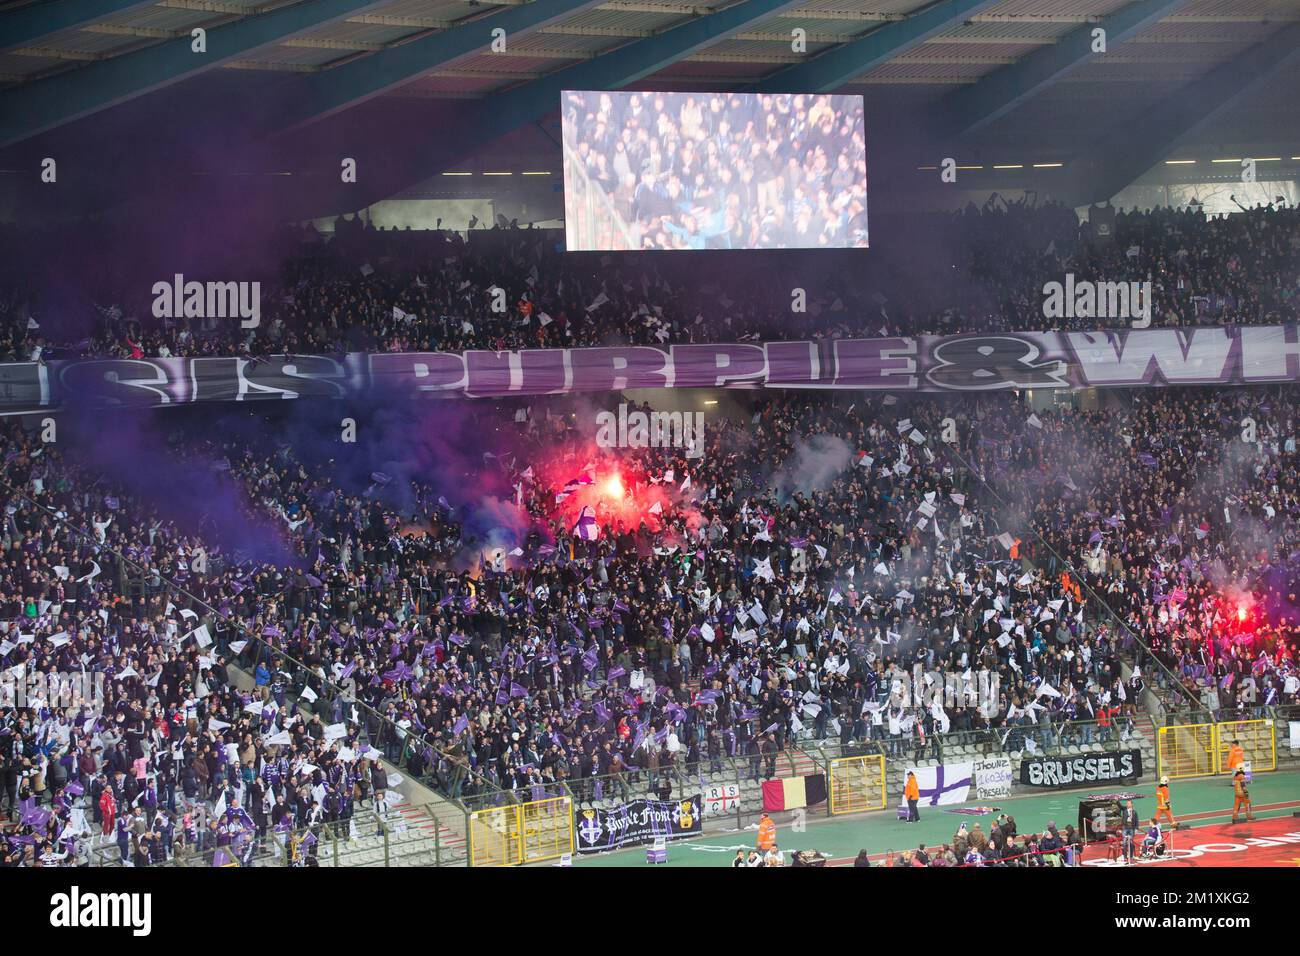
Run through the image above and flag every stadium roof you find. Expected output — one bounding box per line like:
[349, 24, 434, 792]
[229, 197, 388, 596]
[3, 0, 1297, 125]
[1, 0, 1297, 216]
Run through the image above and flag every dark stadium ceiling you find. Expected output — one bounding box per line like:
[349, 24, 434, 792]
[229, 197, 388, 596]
[0, 0, 1297, 218]
[0, 0, 1293, 92]
[4, 0, 1299, 125]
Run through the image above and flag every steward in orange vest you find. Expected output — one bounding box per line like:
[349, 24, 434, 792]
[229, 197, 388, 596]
[1232, 769, 1254, 823]
[1155, 776, 1177, 827]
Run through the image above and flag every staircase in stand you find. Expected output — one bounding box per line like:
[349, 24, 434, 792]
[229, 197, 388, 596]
[386, 800, 468, 866]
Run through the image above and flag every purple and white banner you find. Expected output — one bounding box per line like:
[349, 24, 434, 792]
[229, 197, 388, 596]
[903, 762, 973, 807]
[5, 325, 1297, 413]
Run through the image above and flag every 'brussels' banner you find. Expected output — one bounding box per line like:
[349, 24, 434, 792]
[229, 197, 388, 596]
[5, 325, 1297, 414]
[575, 795, 702, 854]
[1020, 750, 1143, 789]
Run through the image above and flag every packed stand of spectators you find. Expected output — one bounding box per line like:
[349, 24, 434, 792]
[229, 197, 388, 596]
[1, 199, 1297, 364]
[4, 326, 1300, 869]
[981, 388, 1300, 719]
[14, 381, 1295, 867]
[0, 422, 405, 867]
[175, 390, 1161, 793]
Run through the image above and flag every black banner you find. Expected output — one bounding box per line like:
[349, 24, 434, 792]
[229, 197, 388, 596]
[574, 795, 703, 854]
[1020, 749, 1142, 788]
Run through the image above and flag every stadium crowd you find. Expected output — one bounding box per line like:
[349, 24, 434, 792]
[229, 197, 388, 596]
[985, 389, 1300, 715]
[0, 199, 1297, 364]
[0, 196, 1298, 866]
[2, 375, 1298, 866]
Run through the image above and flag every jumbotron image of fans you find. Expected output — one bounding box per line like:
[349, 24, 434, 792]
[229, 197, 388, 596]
[562, 91, 869, 249]
[0, 0, 1298, 896]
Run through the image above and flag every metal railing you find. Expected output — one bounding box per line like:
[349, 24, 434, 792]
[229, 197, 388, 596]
[443, 718, 1157, 859]
[561, 140, 638, 251]
[799, 716, 1154, 765]
[80, 807, 462, 868]
[448, 743, 812, 838]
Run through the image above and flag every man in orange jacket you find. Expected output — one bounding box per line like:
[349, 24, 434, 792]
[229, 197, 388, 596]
[757, 812, 777, 851]
[904, 771, 920, 823]
[1226, 740, 1246, 775]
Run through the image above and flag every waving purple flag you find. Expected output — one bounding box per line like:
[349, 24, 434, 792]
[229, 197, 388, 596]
[383, 661, 413, 683]
[20, 805, 51, 828]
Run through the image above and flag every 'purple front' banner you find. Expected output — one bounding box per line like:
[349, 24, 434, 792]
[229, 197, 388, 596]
[4, 326, 1297, 414]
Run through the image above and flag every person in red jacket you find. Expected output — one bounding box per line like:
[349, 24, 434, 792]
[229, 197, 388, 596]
[99, 784, 116, 839]
[1097, 704, 1113, 743]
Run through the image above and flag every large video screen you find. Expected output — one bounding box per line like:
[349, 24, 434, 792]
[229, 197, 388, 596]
[561, 91, 868, 251]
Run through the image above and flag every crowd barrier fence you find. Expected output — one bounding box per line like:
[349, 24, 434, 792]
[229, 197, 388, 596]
[468, 795, 574, 867]
[828, 753, 887, 815]
[1157, 719, 1277, 778]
